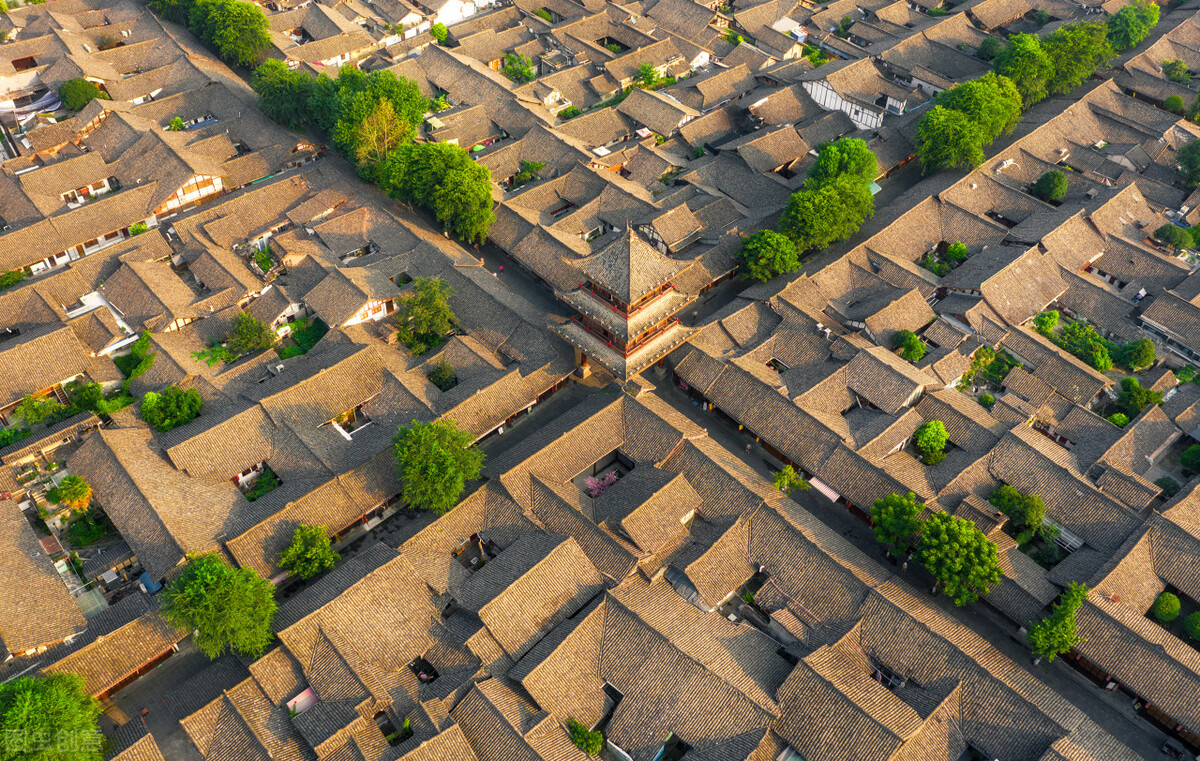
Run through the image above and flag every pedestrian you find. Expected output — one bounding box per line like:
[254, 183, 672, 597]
[498, 265, 504, 274]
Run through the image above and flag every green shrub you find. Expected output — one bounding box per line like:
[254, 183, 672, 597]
[127, 222, 148, 236]
[1183, 444, 1200, 473]
[1177, 365, 1197, 383]
[978, 393, 994, 409]
[430, 22, 448, 43]
[0, 269, 28, 292]
[141, 385, 203, 432]
[558, 106, 581, 119]
[945, 241, 968, 263]
[428, 361, 457, 391]
[1185, 611, 1200, 640]
[977, 37, 1004, 61]
[1106, 412, 1129, 427]
[1151, 592, 1181, 623]
[893, 330, 926, 362]
[1156, 477, 1181, 498]
[1031, 170, 1068, 202]
[567, 719, 603, 755]
[1165, 95, 1186, 114]
[59, 78, 108, 110]
[915, 420, 948, 464]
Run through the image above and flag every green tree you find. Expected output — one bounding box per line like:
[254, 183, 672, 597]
[502, 52, 536, 83]
[1182, 445, 1200, 476]
[988, 484, 1045, 531]
[161, 553, 276, 659]
[128, 222, 148, 236]
[1117, 376, 1162, 418]
[1154, 223, 1191, 250]
[1107, 0, 1158, 52]
[12, 394, 66, 426]
[914, 420, 948, 465]
[428, 361, 456, 391]
[1118, 337, 1156, 371]
[736, 230, 800, 281]
[1165, 95, 1185, 114]
[933, 72, 1023, 147]
[772, 464, 809, 494]
[430, 22, 448, 43]
[946, 241, 969, 264]
[918, 511, 1003, 605]
[392, 419, 484, 513]
[327, 68, 425, 158]
[1033, 309, 1059, 333]
[227, 311, 277, 356]
[141, 385, 204, 431]
[806, 137, 877, 186]
[1162, 59, 1190, 84]
[1151, 592, 1181, 622]
[378, 142, 493, 243]
[870, 492, 924, 557]
[568, 718, 603, 754]
[53, 475, 92, 511]
[892, 329, 926, 362]
[977, 36, 1004, 61]
[636, 62, 659, 88]
[915, 105, 984, 173]
[251, 59, 314, 128]
[168, 116, 185, 131]
[1043, 21, 1114, 96]
[994, 33, 1053, 107]
[278, 524, 340, 579]
[1107, 412, 1129, 427]
[58, 78, 108, 111]
[1180, 140, 1200, 190]
[979, 393, 995, 409]
[780, 176, 874, 250]
[1027, 582, 1088, 662]
[351, 99, 411, 179]
[394, 276, 455, 355]
[1032, 170, 1068, 202]
[0, 673, 104, 760]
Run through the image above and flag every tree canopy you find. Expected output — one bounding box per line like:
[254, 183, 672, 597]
[932, 73, 1023, 147]
[1180, 140, 1200, 190]
[1117, 376, 1162, 418]
[772, 464, 809, 495]
[914, 420, 948, 465]
[736, 230, 800, 282]
[1117, 337, 1156, 371]
[1043, 21, 1114, 95]
[994, 33, 1054, 108]
[502, 52, 536, 83]
[279, 524, 340, 580]
[806, 137, 877, 186]
[1027, 582, 1088, 662]
[1106, 0, 1158, 52]
[393, 276, 456, 355]
[141, 385, 203, 432]
[58, 78, 108, 111]
[977, 36, 1004, 62]
[988, 484, 1045, 532]
[392, 419, 484, 514]
[161, 552, 276, 659]
[177, 0, 271, 67]
[1155, 222, 1191, 251]
[870, 492, 924, 556]
[51, 475, 92, 512]
[915, 106, 984, 173]
[250, 60, 314, 129]
[1151, 591, 1181, 622]
[918, 511, 1003, 605]
[1032, 169, 1068, 202]
[892, 329, 925, 362]
[0, 673, 104, 761]
[227, 312, 278, 356]
[378, 142, 495, 244]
